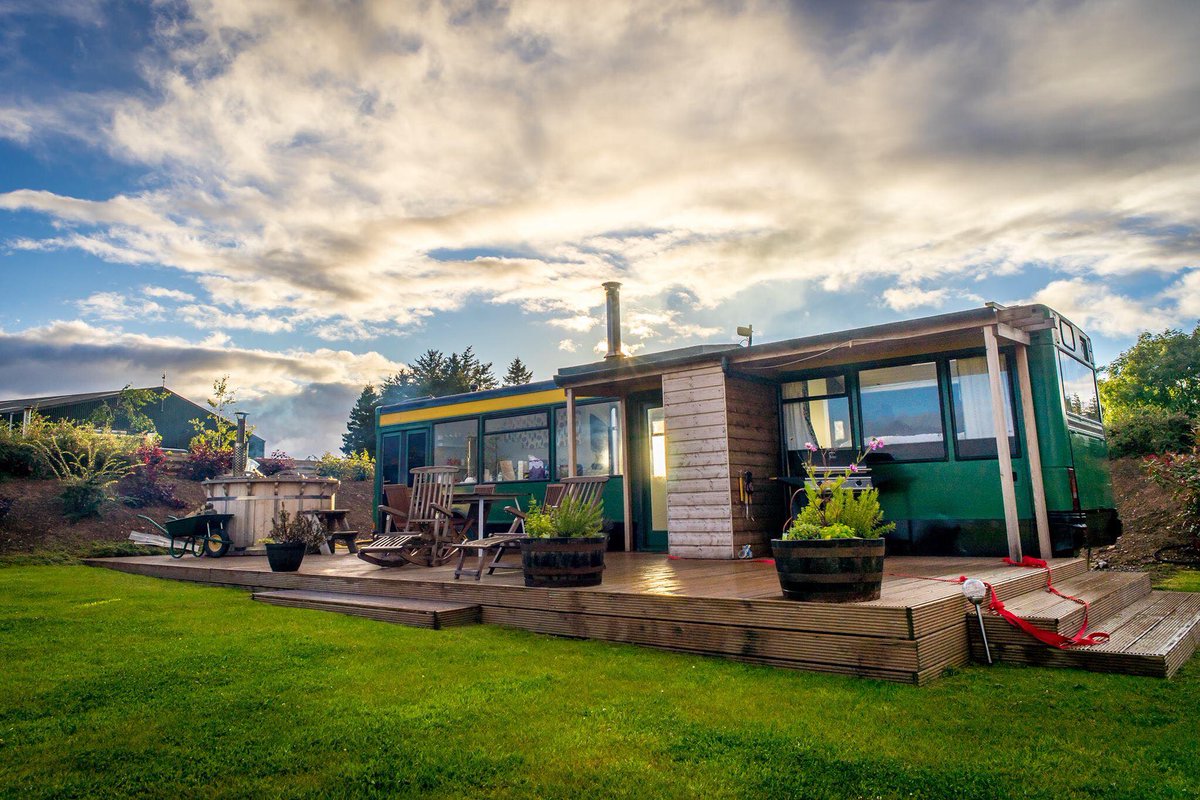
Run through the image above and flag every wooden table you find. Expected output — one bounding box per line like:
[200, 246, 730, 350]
[301, 509, 359, 554]
[450, 491, 524, 541]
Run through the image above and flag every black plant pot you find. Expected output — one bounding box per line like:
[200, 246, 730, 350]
[265, 542, 306, 572]
[520, 536, 607, 588]
[771, 537, 885, 602]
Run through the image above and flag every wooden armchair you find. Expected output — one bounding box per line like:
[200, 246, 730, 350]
[378, 484, 411, 535]
[358, 467, 461, 567]
[452, 476, 609, 580]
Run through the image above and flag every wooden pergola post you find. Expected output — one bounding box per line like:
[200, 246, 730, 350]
[984, 326, 1023, 562]
[1015, 345, 1053, 558]
[565, 388, 577, 478]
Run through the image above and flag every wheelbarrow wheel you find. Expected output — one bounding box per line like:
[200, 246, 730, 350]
[203, 531, 232, 558]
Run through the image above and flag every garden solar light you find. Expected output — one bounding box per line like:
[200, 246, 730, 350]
[962, 578, 993, 665]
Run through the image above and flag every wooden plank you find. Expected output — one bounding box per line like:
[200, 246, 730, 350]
[669, 437, 733, 455]
[668, 424, 728, 442]
[1015, 345, 1052, 557]
[666, 477, 733, 493]
[984, 324, 1022, 561]
[663, 386, 727, 404]
[668, 463, 731, 480]
[666, 411, 727, 430]
[667, 491, 737, 506]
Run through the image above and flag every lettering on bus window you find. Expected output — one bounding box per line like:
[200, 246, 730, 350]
[859, 362, 946, 460]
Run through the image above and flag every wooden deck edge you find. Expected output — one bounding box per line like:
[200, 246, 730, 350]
[87, 558, 921, 640]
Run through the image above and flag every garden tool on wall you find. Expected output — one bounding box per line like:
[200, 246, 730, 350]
[739, 470, 755, 520]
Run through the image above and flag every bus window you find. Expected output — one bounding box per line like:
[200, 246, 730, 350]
[782, 375, 852, 471]
[434, 419, 478, 483]
[1059, 319, 1076, 351]
[1058, 351, 1101, 422]
[555, 401, 622, 477]
[483, 412, 550, 481]
[859, 363, 946, 460]
[949, 356, 1017, 458]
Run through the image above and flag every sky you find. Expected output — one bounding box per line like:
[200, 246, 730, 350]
[1, 0, 1198, 456]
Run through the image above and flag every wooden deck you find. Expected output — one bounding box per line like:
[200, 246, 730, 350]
[90, 552, 1097, 685]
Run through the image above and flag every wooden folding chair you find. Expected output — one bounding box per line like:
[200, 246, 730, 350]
[358, 467, 460, 567]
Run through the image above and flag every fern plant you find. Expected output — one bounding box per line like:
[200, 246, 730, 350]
[524, 495, 605, 539]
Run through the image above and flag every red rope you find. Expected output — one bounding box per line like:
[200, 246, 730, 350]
[885, 557, 1109, 649]
[997, 556, 1110, 648]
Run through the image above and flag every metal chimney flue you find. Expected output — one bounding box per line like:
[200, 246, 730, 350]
[234, 411, 248, 474]
[603, 281, 623, 360]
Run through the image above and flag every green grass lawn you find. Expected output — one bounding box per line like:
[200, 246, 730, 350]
[2, 566, 1198, 799]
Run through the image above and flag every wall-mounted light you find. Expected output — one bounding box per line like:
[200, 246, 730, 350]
[737, 325, 754, 347]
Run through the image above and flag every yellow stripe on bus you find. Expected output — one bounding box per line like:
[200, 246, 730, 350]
[379, 388, 569, 426]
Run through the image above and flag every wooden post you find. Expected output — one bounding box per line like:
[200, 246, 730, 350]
[1016, 345, 1053, 558]
[620, 398, 633, 552]
[984, 326, 1022, 562]
[565, 388, 577, 479]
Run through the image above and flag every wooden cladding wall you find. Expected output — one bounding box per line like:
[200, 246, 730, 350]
[725, 376, 784, 555]
[662, 365, 734, 558]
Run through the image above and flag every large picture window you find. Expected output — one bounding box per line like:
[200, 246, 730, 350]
[949, 356, 1017, 458]
[859, 362, 945, 460]
[781, 376, 852, 472]
[555, 401, 622, 478]
[433, 419, 477, 483]
[1059, 351, 1101, 422]
[483, 412, 550, 482]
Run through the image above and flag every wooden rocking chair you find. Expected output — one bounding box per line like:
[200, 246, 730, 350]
[452, 475, 608, 580]
[358, 467, 461, 567]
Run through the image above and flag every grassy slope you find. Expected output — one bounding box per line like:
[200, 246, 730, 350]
[1, 567, 1198, 800]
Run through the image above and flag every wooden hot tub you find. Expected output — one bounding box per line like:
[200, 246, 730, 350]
[201, 476, 339, 550]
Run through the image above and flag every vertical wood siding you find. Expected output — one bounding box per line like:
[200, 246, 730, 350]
[663, 365, 734, 558]
[725, 376, 784, 555]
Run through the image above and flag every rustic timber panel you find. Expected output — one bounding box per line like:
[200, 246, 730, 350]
[663, 365, 733, 557]
[725, 376, 784, 555]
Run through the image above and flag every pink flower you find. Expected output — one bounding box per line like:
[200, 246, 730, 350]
[805, 442, 817, 452]
[850, 463, 859, 473]
[869, 437, 884, 451]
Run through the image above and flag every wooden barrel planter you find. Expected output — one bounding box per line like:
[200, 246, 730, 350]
[770, 538, 886, 602]
[520, 537, 607, 588]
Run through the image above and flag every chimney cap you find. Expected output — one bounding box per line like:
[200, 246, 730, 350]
[602, 281, 622, 290]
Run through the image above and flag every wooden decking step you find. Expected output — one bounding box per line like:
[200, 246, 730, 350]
[970, 590, 1200, 678]
[973, 571, 1152, 645]
[252, 590, 480, 629]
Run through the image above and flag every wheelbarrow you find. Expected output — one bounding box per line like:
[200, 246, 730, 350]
[136, 512, 235, 559]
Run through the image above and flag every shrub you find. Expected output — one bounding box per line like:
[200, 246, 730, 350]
[121, 439, 186, 509]
[783, 439, 896, 541]
[264, 508, 326, 548]
[27, 428, 137, 521]
[182, 441, 232, 481]
[1144, 448, 1200, 539]
[1106, 408, 1196, 457]
[315, 450, 374, 482]
[0, 426, 39, 478]
[257, 449, 295, 476]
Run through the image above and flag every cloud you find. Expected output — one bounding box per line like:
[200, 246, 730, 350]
[881, 287, 954, 312]
[0, 320, 403, 454]
[76, 291, 164, 321]
[1029, 279, 1176, 338]
[1, 0, 1198, 343]
[557, 338, 578, 352]
[143, 286, 195, 302]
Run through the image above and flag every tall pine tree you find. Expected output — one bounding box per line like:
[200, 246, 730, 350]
[502, 357, 533, 386]
[342, 384, 380, 456]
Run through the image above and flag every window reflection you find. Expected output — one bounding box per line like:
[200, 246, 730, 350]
[859, 362, 945, 460]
